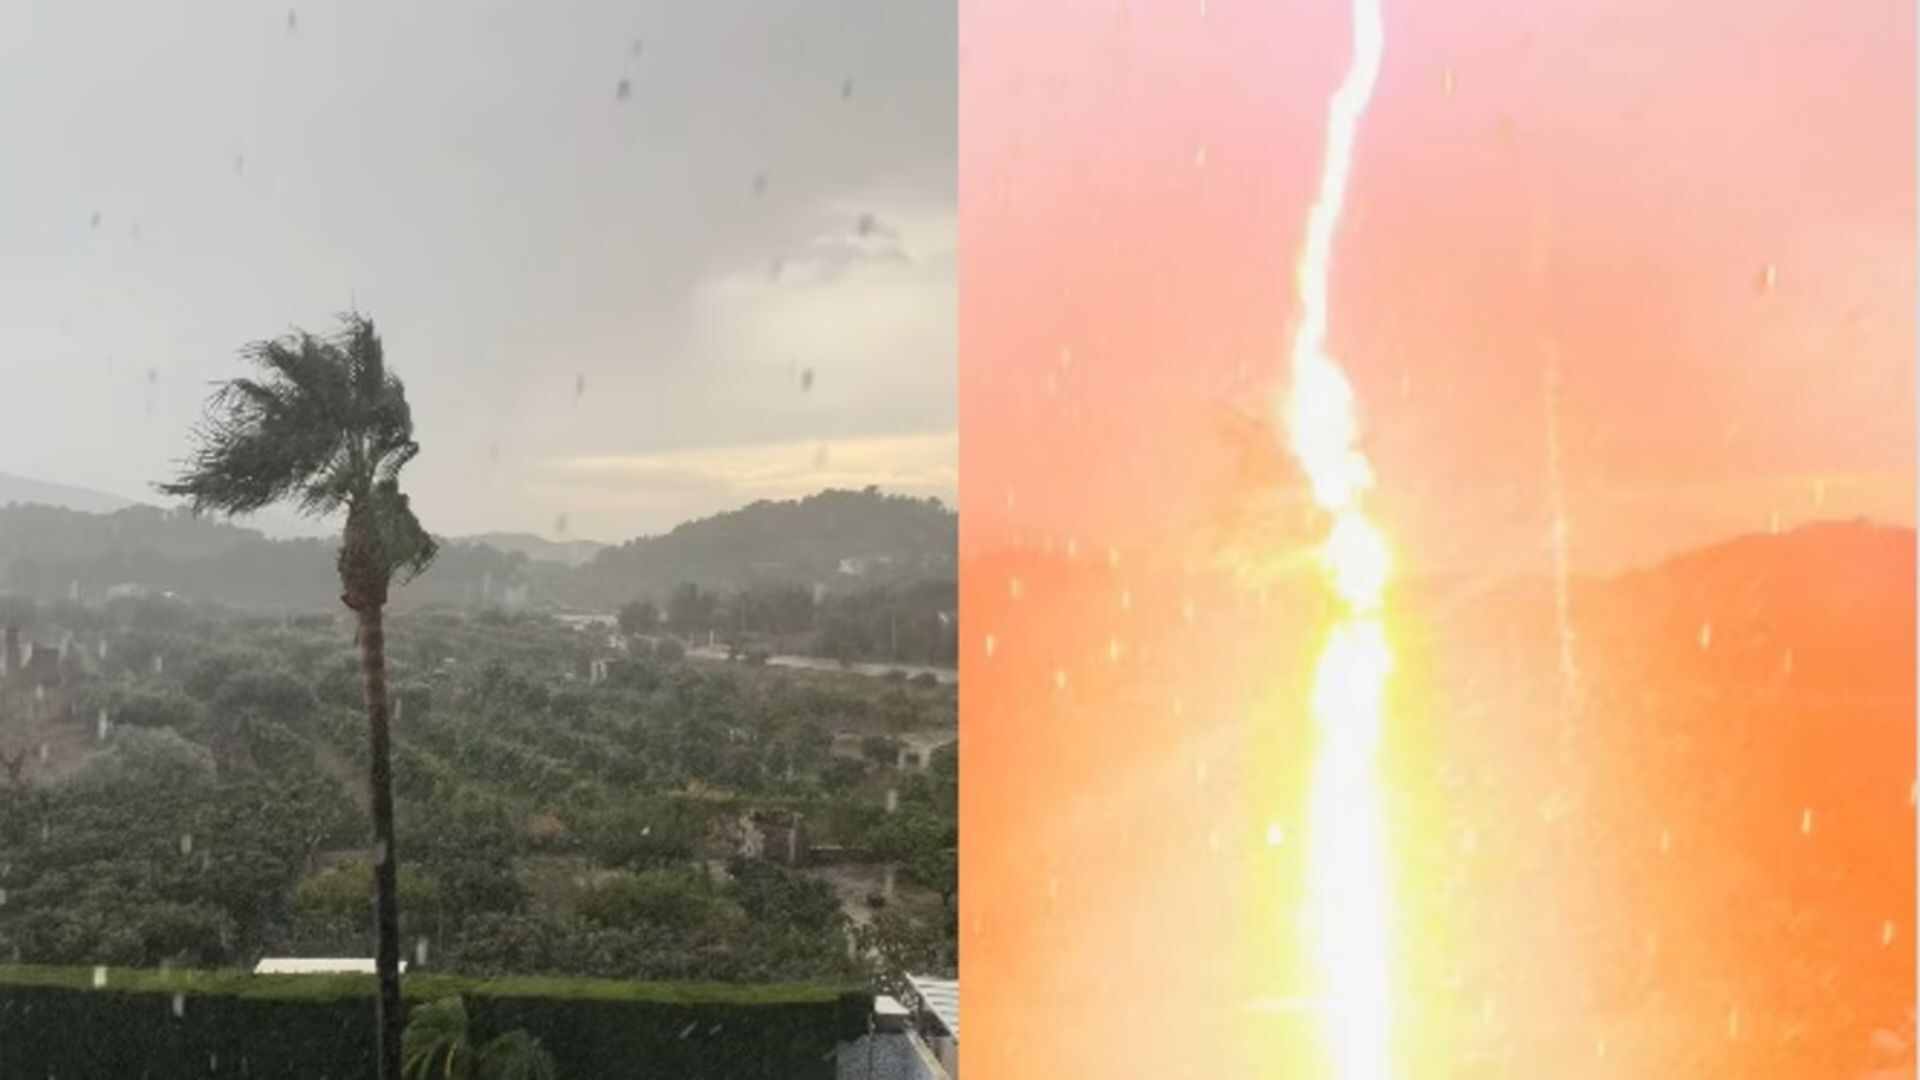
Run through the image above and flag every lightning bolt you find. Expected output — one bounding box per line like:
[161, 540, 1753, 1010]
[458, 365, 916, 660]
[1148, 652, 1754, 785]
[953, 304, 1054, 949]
[1279, 0, 1391, 1077]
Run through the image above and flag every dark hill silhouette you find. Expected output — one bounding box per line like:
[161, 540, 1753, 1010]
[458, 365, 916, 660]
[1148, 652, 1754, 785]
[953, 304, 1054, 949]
[0, 488, 956, 617]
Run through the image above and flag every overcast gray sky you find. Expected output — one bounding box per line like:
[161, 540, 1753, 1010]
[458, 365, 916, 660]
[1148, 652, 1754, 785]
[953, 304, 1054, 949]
[0, 0, 955, 542]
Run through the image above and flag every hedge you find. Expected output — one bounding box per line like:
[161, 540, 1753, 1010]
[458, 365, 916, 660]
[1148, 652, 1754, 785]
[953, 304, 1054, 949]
[0, 965, 869, 1079]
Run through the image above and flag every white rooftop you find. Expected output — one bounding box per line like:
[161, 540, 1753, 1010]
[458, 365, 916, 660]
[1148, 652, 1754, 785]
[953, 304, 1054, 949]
[253, 958, 408, 975]
[903, 974, 958, 1041]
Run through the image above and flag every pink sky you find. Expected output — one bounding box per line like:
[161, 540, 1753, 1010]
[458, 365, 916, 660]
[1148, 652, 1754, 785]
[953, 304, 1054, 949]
[962, 0, 1914, 575]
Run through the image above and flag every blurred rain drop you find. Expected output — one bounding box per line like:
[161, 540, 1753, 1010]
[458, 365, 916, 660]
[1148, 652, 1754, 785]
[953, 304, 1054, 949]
[415, 938, 430, 966]
[172, 993, 186, 1018]
[234, 154, 245, 177]
[812, 444, 829, 469]
[179, 833, 193, 856]
[799, 368, 815, 392]
[769, 256, 785, 280]
[856, 212, 875, 236]
[615, 78, 632, 102]
[983, 634, 996, 659]
[286, 9, 297, 33]
[575, 373, 585, 400]
[1443, 67, 1456, 96]
[841, 77, 854, 99]
[1800, 807, 1814, 835]
[630, 38, 644, 58]
[555, 513, 569, 537]
[1265, 823, 1284, 847]
[90, 211, 101, 230]
[752, 172, 768, 197]
[92, 966, 108, 989]
[1756, 263, 1777, 294]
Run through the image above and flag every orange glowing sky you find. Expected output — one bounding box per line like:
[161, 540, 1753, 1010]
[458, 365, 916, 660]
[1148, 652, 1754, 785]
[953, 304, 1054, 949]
[963, 0, 1914, 576]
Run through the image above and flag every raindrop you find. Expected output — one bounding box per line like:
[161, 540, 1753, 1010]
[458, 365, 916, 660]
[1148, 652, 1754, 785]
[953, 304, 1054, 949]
[374, 840, 388, 866]
[415, 938, 430, 966]
[983, 634, 996, 658]
[130, 221, 142, 241]
[1697, 623, 1712, 650]
[1265, 823, 1284, 847]
[1769, 509, 1781, 535]
[841, 77, 854, 99]
[554, 513, 569, 537]
[172, 993, 187, 1017]
[1727, 1008, 1741, 1040]
[1182, 597, 1196, 625]
[489, 442, 501, 464]
[679, 1022, 699, 1040]
[179, 833, 193, 856]
[1193, 145, 1207, 168]
[286, 9, 297, 33]
[1755, 263, 1777, 294]
[1119, 588, 1132, 611]
[233, 154, 245, 177]
[0, 888, 7, 907]
[1813, 478, 1827, 507]
[812, 444, 829, 469]
[574, 373, 586, 400]
[1046, 875, 1059, 903]
[1658, 828, 1671, 855]
[37, 745, 47, 764]
[1107, 637, 1122, 663]
[1052, 669, 1067, 691]
[90, 211, 101, 230]
[1883, 920, 1897, 947]
[769, 255, 785, 280]
[631, 38, 645, 58]
[615, 78, 631, 102]
[799, 368, 815, 392]
[752, 172, 768, 197]
[92, 966, 107, 989]
[1800, 808, 1814, 835]
[1008, 577, 1024, 600]
[1443, 67, 1456, 96]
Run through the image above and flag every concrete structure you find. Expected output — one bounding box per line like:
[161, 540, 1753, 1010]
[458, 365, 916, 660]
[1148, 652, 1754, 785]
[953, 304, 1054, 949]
[836, 995, 950, 1080]
[252, 958, 409, 975]
[902, 974, 959, 1079]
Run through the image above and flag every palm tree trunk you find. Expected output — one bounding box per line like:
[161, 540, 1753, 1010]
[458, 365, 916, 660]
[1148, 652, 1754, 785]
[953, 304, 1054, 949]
[357, 602, 405, 1080]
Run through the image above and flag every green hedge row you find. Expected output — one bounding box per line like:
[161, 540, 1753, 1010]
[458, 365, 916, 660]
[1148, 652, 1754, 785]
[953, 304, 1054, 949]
[0, 965, 869, 1079]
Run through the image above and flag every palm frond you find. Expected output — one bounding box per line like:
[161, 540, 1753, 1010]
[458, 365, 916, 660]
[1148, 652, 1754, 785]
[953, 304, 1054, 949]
[156, 312, 437, 597]
[368, 478, 440, 584]
[476, 1030, 557, 1080]
[402, 996, 473, 1080]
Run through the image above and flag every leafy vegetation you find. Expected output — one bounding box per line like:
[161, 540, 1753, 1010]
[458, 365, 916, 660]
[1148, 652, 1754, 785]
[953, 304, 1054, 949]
[0, 595, 957, 997]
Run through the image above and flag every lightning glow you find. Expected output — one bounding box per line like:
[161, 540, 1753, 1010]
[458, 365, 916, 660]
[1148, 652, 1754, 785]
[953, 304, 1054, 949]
[1278, 0, 1391, 1076]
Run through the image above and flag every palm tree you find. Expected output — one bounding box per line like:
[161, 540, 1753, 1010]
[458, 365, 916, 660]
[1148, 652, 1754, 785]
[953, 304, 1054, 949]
[403, 997, 558, 1080]
[158, 312, 436, 1080]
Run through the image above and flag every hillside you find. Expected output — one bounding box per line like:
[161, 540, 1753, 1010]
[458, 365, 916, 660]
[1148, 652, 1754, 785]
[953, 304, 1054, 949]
[571, 488, 956, 603]
[0, 489, 957, 630]
[0, 472, 137, 515]
[462, 532, 607, 568]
